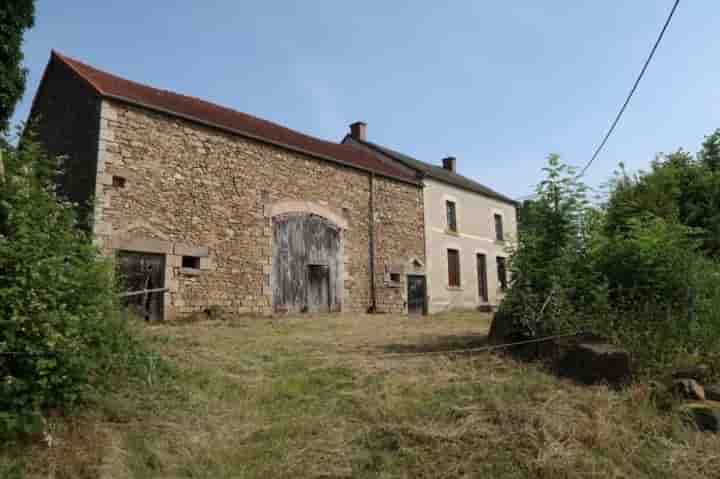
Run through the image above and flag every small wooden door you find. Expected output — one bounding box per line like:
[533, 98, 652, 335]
[307, 264, 330, 313]
[407, 275, 427, 315]
[117, 251, 165, 321]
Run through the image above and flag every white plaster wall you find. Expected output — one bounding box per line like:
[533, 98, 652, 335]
[423, 178, 517, 313]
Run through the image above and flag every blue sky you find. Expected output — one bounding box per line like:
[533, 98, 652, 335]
[10, 1, 720, 199]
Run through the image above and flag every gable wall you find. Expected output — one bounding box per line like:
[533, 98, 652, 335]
[28, 58, 102, 222]
[95, 99, 424, 317]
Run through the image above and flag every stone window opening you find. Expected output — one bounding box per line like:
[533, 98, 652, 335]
[182, 255, 201, 270]
[112, 175, 126, 188]
[447, 249, 460, 288]
[389, 272, 401, 284]
[446, 201, 457, 233]
[494, 213, 504, 241]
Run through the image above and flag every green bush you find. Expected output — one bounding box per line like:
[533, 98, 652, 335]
[500, 154, 605, 337]
[500, 152, 720, 375]
[0, 133, 154, 437]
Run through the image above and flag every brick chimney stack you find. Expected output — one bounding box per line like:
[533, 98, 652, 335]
[349, 121, 367, 141]
[442, 156, 457, 173]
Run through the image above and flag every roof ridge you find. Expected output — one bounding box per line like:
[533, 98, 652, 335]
[356, 138, 518, 205]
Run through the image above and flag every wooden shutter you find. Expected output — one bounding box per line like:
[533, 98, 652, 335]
[447, 249, 460, 287]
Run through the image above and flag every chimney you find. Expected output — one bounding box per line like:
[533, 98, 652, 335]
[349, 121, 367, 141]
[442, 156, 457, 173]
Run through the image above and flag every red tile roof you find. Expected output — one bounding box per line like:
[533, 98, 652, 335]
[51, 51, 419, 184]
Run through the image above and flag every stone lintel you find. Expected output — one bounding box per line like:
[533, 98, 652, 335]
[174, 243, 209, 257]
[112, 237, 173, 255]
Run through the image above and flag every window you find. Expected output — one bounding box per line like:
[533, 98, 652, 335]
[496, 256, 507, 291]
[389, 272, 401, 284]
[112, 175, 126, 188]
[182, 255, 200, 269]
[494, 213, 504, 241]
[477, 254, 488, 301]
[447, 249, 460, 287]
[446, 201, 457, 232]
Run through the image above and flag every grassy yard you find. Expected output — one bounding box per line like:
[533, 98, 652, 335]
[3, 311, 720, 478]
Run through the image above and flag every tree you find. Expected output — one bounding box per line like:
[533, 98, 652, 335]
[498, 154, 602, 336]
[0, 131, 151, 437]
[0, 1, 35, 133]
[604, 144, 720, 258]
[699, 128, 720, 171]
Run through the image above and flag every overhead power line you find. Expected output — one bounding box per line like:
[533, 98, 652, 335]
[578, 0, 681, 177]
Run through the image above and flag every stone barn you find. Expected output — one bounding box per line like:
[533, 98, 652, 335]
[29, 51, 426, 319]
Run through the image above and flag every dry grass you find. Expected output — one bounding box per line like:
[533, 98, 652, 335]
[2, 310, 719, 478]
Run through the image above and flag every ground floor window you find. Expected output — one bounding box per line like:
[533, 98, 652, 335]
[477, 253, 488, 301]
[447, 249, 460, 287]
[496, 256, 507, 291]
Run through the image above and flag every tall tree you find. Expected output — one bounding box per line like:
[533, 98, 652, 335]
[699, 128, 720, 171]
[0, 1, 35, 133]
[605, 141, 720, 259]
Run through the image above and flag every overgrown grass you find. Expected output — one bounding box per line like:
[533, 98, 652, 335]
[2, 311, 719, 478]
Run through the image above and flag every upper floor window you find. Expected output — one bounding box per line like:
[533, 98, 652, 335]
[447, 249, 460, 287]
[446, 201, 457, 232]
[494, 213, 504, 241]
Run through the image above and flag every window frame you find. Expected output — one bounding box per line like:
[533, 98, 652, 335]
[494, 213, 504, 242]
[496, 256, 507, 291]
[446, 200, 458, 233]
[477, 253, 488, 301]
[447, 248, 461, 288]
[182, 255, 201, 270]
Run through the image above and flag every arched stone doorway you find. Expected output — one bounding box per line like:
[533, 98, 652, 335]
[271, 211, 343, 314]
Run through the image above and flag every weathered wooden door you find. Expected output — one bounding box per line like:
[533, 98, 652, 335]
[407, 275, 426, 315]
[273, 214, 341, 314]
[117, 251, 165, 321]
[307, 264, 330, 313]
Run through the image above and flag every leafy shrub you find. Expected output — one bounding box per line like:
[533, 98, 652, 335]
[500, 154, 605, 337]
[500, 151, 720, 375]
[0, 133, 155, 437]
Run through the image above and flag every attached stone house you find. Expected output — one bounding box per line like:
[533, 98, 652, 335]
[29, 51, 426, 320]
[343, 124, 518, 313]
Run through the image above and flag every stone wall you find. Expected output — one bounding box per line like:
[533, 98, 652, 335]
[373, 176, 426, 313]
[28, 58, 101, 222]
[94, 99, 425, 318]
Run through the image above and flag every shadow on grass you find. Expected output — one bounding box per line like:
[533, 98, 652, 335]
[381, 333, 489, 355]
